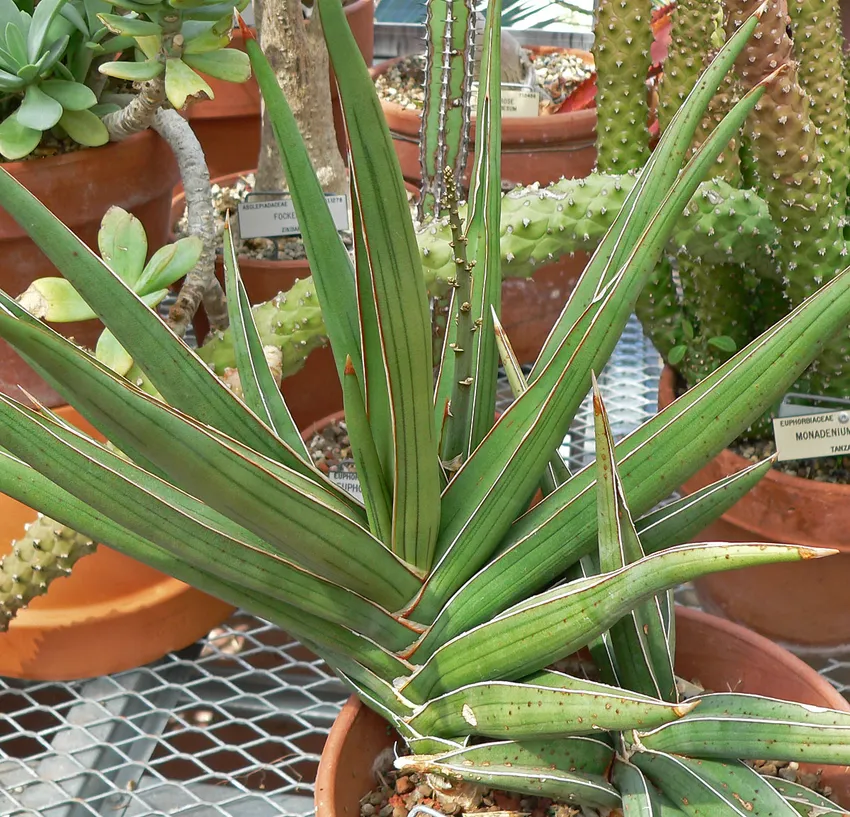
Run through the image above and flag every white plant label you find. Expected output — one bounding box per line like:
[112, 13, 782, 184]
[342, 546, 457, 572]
[469, 83, 539, 118]
[238, 194, 349, 239]
[327, 464, 363, 503]
[772, 410, 850, 461]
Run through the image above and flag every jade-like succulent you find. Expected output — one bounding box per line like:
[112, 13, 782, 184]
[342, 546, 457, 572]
[0, 0, 249, 159]
[0, 3, 850, 812]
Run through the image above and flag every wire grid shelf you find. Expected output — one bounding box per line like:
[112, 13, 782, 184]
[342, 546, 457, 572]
[1, 316, 848, 817]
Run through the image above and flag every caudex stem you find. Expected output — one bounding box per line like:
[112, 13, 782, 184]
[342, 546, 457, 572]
[439, 166, 476, 471]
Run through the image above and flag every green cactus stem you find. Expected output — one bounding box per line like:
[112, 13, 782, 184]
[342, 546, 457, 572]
[419, 0, 476, 218]
[0, 515, 96, 631]
[199, 175, 784, 380]
[787, 0, 848, 209]
[727, 0, 848, 395]
[592, 0, 654, 172]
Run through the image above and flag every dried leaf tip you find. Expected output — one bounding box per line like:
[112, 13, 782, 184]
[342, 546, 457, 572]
[344, 355, 356, 376]
[234, 10, 255, 40]
[591, 371, 603, 414]
[224, 210, 232, 230]
[673, 700, 701, 717]
[490, 306, 506, 337]
[757, 63, 790, 89]
[798, 546, 839, 560]
[17, 386, 46, 412]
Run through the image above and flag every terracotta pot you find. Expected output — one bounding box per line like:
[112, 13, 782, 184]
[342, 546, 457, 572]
[315, 607, 850, 817]
[657, 365, 850, 648]
[0, 405, 234, 681]
[372, 48, 597, 190]
[0, 131, 179, 409]
[186, 0, 375, 179]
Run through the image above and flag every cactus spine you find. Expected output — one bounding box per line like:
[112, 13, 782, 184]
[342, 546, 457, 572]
[0, 516, 96, 630]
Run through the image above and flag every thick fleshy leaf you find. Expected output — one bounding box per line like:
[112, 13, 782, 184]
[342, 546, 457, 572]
[530, 10, 767, 376]
[183, 48, 250, 83]
[613, 759, 658, 817]
[99, 58, 163, 81]
[636, 692, 850, 765]
[95, 326, 134, 376]
[411, 79, 767, 624]
[16, 83, 62, 130]
[59, 108, 108, 146]
[27, 0, 67, 60]
[0, 111, 40, 158]
[164, 57, 213, 109]
[96, 12, 161, 36]
[221, 219, 310, 460]
[0, 169, 341, 488]
[402, 543, 832, 702]
[765, 778, 848, 817]
[396, 751, 619, 809]
[40, 78, 97, 111]
[136, 236, 202, 294]
[98, 206, 147, 286]
[591, 376, 676, 702]
[0, 363, 421, 614]
[405, 671, 693, 739]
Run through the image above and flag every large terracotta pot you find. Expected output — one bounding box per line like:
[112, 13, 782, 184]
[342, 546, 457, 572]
[187, 0, 375, 179]
[0, 131, 179, 408]
[0, 406, 234, 681]
[372, 48, 597, 190]
[315, 607, 850, 817]
[658, 365, 850, 649]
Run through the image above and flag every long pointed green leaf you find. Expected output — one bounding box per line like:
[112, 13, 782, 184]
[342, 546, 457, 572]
[395, 754, 619, 810]
[401, 735, 615, 778]
[405, 674, 696, 738]
[318, 0, 440, 571]
[420, 261, 850, 649]
[0, 396, 417, 650]
[411, 80, 767, 624]
[636, 692, 850, 766]
[221, 219, 310, 460]
[403, 542, 831, 702]
[633, 753, 798, 817]
[0, 170, 320, 479]
[240, 23, 359, 381]
[592, 375, 676, 702]
[531, 10, 767, 376]
[613, 758, 659, 817]
[0, 448, 411, 675]
[765, 777, 849, 817]
[0, 309, 422, 610]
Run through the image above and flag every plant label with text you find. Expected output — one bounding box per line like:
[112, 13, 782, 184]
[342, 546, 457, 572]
[772, 410, 850, 461]
[238, 194, 349, 239]
[469, 82, 539, 118]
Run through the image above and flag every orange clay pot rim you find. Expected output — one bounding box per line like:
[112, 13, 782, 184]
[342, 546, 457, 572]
[6, 577, 190, 630]
[0, 129, 155, 174]
[659, 364, 850, 498]
[370, 48, 596, 126]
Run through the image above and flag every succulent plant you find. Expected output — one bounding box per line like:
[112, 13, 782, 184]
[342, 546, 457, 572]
[1, 1, 850, 812]
[0, 0, 249, 159]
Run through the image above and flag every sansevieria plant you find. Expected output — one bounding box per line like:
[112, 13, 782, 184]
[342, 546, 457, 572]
[1, 0, 850, 810]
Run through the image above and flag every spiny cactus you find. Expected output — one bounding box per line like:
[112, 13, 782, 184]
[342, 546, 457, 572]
[0, 516, 96, 631]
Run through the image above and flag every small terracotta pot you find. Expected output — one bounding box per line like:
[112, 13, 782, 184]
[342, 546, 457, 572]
[315, 607, 850, 817]
[186, 0, 375, 179]
[657, 365, 850, 648]
[0, 131, 179, 409]
[372, 48, 597, 191]
[0, 406, 234, 681]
